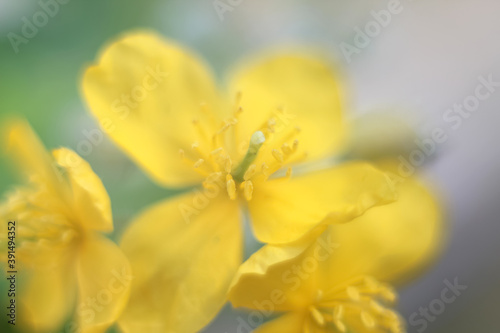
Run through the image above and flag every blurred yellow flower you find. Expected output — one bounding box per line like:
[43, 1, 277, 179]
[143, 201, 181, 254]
[82, 32, 397, 332]
[0, 121, 131, 333]
[228, 172, 443, 332]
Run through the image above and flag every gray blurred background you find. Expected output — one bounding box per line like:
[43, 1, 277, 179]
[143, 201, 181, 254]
[0, 0, 499, 332]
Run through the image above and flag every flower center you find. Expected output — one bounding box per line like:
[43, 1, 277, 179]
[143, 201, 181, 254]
[179, 92, 306, 201]
[2, 178, 79, 266]
[306, 276, 403, 333]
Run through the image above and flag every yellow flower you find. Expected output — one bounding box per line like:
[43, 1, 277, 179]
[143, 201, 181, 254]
[228, 171, 443, 332]
[82, 31, 397, 332]
[0, 121, 131, 333]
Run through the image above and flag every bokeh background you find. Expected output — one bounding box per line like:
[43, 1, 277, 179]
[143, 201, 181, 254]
[1, 0, 499, 332]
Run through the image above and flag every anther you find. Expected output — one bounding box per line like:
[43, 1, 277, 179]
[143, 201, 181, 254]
[361, 311, 376, 328]
[226, 174, 237, 200]
[224, 156, 233, 173]
[194, 159, 204, 168]
[315, 290, 324, 302]
[243, 164, 257, 181]
[309, 307, 325, 327]
[281, 142, 292, 155]
[216, 122, 231, 135]
[243, 180, 254, 201]
[381, 286, 397, 302]
[333, 306, 346, 332]
[211, 147, 223, 155]
[346, 286, 361, 301]
[369, 300, 385, 314]
[272, 149, 284, 164]
[261, 163, 270, 176]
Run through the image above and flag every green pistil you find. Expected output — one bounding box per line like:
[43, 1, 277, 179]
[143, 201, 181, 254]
[232, 131, 265, 182]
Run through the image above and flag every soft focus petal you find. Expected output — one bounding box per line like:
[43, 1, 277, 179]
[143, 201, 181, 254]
[228, 53, 345, 162]
[19, 244, 77, 332]
[325, 172, 443, 286]
[253, 312, 306, 333]
[313, 174, 443, 291]
[228, 242, 312, 311]
[76, 234, 131, 333]
[119, 192, 243, 333]
[82, 31, 222, 187]
[248, 162, 396, 244]
[53, 148, 112, 232]
[4, 119, 69, 199]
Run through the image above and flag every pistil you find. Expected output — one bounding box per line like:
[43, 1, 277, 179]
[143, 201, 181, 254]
[232, 131, 266, 182]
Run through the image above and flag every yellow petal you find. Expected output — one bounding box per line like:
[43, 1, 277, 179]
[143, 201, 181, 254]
[18, 244, 77, 332]
[228, 242, 314, 312]
[76, 234, 132, 333]
[53, 148, 113, 232]
[119, 192, 242, 333]
[228, 53, 345, 162]
[321, 170, 444, 286]
[231, 174, 442, 312]
[253, 312, 306, 333]
[4, 119, 69, 199]
[82, 31, 223, 187]
[248, 162, 396, 244]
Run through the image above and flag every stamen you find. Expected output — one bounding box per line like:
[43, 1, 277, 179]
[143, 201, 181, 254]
[210, 147, 223, 155]
[243, 180, 254, 201]
[193, 159, 204, 168]
[369, 300, 386, 314]
[315, 290, 324, 302]
[309, 307, 325, 327]
[226, 174, 236, 200]
[361, 311, 376, 328]
[346, 286, 361, 301]
[281, 142, 293, 155]
[272, 149, 284, 164]
[311, 276, 404, 333]
[261, 163, 270, 177]
[381, 286, 397, 303]
[333, 306, 347, 333]
[243, 164, 257, 181]
[224, 156, 233, 173]
[216, 122, 231, 135]
[192, 118, 210, 145]
[179, 149, 209, 176]
[192, 142, 207, 160]
[266, 118, 277, 134]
